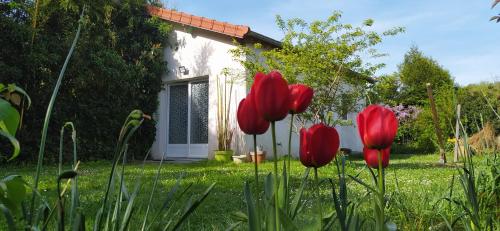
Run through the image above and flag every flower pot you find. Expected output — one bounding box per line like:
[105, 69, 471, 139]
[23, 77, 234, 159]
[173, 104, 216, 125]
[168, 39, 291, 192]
[250, 151, 266, 164]
[232, 154, 249, 164]
[214, 150, 233, 162]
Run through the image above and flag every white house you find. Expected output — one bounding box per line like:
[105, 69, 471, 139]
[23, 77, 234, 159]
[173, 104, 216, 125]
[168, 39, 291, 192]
[148, 6, 365, 160]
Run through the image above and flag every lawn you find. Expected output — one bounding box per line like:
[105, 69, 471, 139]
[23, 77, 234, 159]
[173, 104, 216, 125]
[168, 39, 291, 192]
[1, 152, 482, 230]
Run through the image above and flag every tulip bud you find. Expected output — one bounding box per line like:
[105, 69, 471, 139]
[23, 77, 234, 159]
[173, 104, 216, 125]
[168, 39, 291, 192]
[237, 96, 270, 135]
[356, 105, 398, 150]
[252, 71, 290, 122]
[363, 146, 391, 168]
[299, 123, 339, 168]
[288, 84, 313, 114]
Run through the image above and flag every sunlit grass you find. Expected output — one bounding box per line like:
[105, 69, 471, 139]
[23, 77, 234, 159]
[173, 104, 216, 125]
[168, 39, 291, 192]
[0, 153, 484, 230]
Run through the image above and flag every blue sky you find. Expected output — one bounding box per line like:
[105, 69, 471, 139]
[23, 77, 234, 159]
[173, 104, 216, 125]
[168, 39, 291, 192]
[164, 0, 500, 86]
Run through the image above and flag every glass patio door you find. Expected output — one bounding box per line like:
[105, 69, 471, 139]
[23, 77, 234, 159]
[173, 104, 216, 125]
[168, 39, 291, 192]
[166, 80, 209, 158]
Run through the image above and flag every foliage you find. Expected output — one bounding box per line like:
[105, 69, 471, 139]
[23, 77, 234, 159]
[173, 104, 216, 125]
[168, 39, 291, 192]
[230, 13, 403, 125]
[457, 82, 500, 135]
[0, 109, 214, 230]
[397, 46, 455, 107]
[490, 0, 500, 22]
[370, 47, 456, 153]
[216, 68, 235, 151]
[368, 74, 400, 105]
[438, 123, 499, 230]
[0, 84, 31, 160]
[0, 6, 213, 230]
[0, 0, 171, 161]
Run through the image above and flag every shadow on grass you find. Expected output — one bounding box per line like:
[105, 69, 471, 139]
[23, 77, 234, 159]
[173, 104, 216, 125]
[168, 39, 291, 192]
[347, 160, 457, 170]
[346, 153, 417, 161]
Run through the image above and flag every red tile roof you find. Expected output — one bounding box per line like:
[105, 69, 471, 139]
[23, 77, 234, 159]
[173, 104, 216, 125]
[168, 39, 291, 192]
[147, 5, 250, 38]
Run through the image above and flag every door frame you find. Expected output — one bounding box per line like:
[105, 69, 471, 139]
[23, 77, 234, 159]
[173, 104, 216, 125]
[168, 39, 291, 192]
[165, 76, 209, 158]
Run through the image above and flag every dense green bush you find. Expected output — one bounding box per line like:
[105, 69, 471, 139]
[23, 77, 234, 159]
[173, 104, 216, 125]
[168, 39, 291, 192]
[457, 82, 500, 135]
[0, 0, 171, 161]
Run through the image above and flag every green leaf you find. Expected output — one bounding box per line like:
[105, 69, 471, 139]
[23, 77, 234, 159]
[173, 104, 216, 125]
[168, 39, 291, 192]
[0, 130, 20, 160]
[243, 182, 258, 231]
[279, 207, 298, 230]
[278, 163, 287, 211]
[172, 183, 215, 230]
[264, 173, 274, 201]
[290, 167, 310, 219]
[72, 211, 86, 231]
[0, 204, 16, 231]
[348, 175, 377, 193]
[0, 175, 27, 213]
[119, 184, 139, 231]
[0, 98, 20, 136]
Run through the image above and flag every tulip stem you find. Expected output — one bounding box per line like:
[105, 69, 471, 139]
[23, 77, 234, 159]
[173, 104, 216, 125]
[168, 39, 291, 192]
[314, 167, 323, 229]
[377, 150, 385, 231]
[253, 134, 259, 188]
[252, 134, 260, 226]
[271, 121, 280, 230]
[286, 113, 294, 204]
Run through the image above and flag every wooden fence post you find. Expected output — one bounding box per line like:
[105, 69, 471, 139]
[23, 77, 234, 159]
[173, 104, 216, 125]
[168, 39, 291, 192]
[453, 104, 461, 162]
[426, 83, 447, 164]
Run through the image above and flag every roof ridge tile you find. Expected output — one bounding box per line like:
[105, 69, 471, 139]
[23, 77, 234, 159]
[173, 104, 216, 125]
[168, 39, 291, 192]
[146, 5, 249, 38]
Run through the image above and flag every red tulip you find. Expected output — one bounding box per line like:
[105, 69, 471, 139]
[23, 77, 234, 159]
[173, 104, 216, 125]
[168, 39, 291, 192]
[252, 71, 290, 122]
[237, 96, 270, 135]
[299, 124, 340, 168]
[356, 105, 398, 150]
[363, 146, 391, 168]
[289, 84, 313, 114]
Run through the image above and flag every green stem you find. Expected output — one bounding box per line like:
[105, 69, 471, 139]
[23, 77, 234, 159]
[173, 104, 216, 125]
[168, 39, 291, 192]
[314, 167, 323, 230]
[29, 8, 85, 226]
[252, 134, 260, 227]
[377, 150, 385, 231]
[287, 114, 294, 182]
[253, 134, 259, 189]
[285, 113, 294, 214]
[271, 122, 280, 230]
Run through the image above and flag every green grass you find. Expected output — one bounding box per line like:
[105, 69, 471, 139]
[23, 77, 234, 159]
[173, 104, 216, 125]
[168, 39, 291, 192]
[0, 153, 484, 230]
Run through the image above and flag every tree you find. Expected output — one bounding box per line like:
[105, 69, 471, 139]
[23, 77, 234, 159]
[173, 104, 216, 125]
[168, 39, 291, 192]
[369, 46, 456, 153]
[368, 73, 400, 105]
[457, 82, 500, 135]
[490, 0, 500, 22]
[231, 13, 403, 126]
[398, 46, 454, 106]
[0, 0, 171, 161]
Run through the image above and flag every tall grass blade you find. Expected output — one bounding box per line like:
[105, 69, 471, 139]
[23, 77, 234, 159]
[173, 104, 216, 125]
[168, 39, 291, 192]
[119, 184, 140, 231]
[29, 6, 86, 226]
[72, 211, 85, 231]
[146, 173, 186, 230]
[96, 110, 144, 230]
[141, 153, 165, 231]
[172, 183, 216, 230]
[0, 204, 16, 231]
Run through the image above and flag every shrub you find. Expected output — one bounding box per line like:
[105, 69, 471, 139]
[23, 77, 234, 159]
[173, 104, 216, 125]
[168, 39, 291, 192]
[0, 1, 171, 161]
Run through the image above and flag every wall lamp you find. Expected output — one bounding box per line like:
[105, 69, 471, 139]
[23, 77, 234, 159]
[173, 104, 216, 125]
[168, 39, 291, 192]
[178, 66, 189, 75]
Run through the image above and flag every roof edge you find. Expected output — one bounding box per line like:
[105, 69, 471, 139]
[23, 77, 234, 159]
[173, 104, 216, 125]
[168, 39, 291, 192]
[147, 5, 250, 38]
[245, 31, 282, 48]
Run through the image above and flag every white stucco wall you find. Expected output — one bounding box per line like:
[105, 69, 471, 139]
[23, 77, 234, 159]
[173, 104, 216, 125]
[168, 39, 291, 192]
[151, 26, 247, 160]
[151, 25, 365, 160]
[240, 112, 364, 160]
